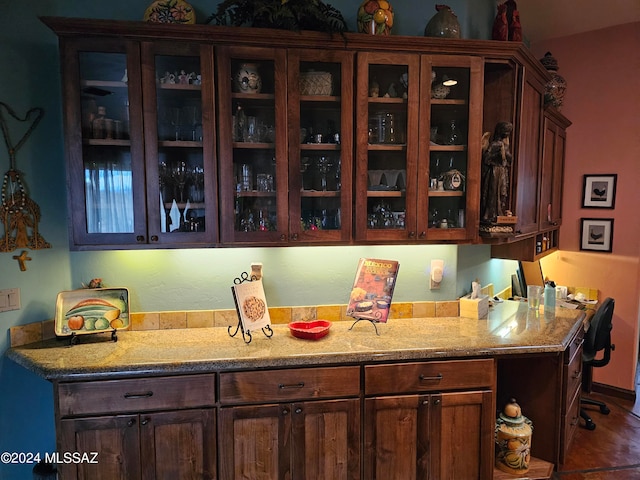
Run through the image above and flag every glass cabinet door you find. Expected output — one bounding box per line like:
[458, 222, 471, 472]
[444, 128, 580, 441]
[141, 42, 217, 244]
[419, 55, 482, 241]
[217, 46, 287, 244]
[287, 50, 354, 243]
[355, 52, 420, 242]
[65, 38, 147, 246]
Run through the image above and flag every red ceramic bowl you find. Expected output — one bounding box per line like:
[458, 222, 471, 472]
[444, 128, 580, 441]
[288, 320, 332, 340]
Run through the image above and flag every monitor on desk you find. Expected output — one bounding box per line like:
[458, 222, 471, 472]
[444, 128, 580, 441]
[518, 260, 545, 297]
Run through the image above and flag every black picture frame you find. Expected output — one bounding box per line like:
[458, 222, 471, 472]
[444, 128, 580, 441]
[580, 218, 614, 253]
[581, 174, 617, 209]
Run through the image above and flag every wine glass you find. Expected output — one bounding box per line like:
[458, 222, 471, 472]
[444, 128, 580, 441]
[184, 105, 201, 141]
[172, 161, 189, 202]
[316, 156, 333, 191]
[169, 107, 182, 141]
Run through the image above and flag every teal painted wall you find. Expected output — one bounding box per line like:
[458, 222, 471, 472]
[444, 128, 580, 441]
[0, 1, 501, 478]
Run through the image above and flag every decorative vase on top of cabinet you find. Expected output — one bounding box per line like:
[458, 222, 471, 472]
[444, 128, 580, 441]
[56, 33, 217, 248]
[355, 52, 481, 243]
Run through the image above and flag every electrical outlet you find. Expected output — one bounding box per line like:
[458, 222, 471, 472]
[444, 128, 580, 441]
[0, 288, 20, 312]
[430, 260, 444, 290]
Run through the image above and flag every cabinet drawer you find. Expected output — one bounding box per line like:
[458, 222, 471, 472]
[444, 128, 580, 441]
[563, 345, 582, 412]
[561, 385, 581, 465]
[219, 366, 360, 405]
[565, 327, 585, 366]
[57, 374, 216, 417]
[365, 359, 494, 396]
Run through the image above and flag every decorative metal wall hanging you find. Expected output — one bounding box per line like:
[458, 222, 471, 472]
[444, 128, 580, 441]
[0, 102, 51, 264]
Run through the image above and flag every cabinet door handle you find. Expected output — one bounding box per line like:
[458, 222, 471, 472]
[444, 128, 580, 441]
[150, 235, 159, 242]
[291, 233, 298, 241]
[572, 370, 581, 380]
[124, 391, 154, 399]
[140, 418, 150, 426]
[280, 234, 287, 241]
[408, 231, 416, 238]
[433, 399, 441, 405]
[419, 231, 426, 238]
[278, 382, 305, 389]
[136, 235, 145, 242]
[419, 373, 443, 382]
[295, 408, 302, 414]
[127, 419, 136, 427]
[282, 408, 289, 415]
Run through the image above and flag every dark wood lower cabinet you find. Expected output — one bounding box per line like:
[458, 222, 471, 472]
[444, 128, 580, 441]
[59, 409, 216, 480]
[364, 390, 493, 480]
[218, 399, 360, 480]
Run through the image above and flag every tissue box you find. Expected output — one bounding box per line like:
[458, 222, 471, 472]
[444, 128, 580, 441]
[459, 294, 489, 319]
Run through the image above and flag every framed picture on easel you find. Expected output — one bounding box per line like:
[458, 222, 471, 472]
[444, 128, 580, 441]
[581, 174, 617, 209]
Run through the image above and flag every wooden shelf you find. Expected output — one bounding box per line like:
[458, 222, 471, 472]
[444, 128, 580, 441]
[300, 143, 341, 151]
[428, 190, 464, 197]
[300, 95, 340, 103]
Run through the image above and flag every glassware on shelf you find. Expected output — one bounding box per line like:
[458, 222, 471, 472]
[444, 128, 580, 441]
[445, 119, 462, 145]
[169, 107, 182, 141]
[172, 161, 189, 202]
[316, 156, 333, 191]
[190, 165, 204, 202]
[240, 163, 253, 191]
[183, 105, 202, 141]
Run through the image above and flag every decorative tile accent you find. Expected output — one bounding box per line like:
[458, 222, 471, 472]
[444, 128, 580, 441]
[187, 310, 214, 328]
[412, 302, 436, 318]
[10, 282, 592, 346]
[291, 306, 316, 322]
[390, 302, 413, 319]
[214, 310, 238, 328]
[159, 311, 187, 330]
[10, 322, 42, 348]
[317, 305, 343, 321]
[268, 307, 291, 325]
[131, 312, 159, 331]
[435, 301, 459, 317]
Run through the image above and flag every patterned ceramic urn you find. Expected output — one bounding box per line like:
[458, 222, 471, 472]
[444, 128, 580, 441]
[495, 398, 533, 475]
[234, 63, 262, 94]
[540, 52, 567, 110]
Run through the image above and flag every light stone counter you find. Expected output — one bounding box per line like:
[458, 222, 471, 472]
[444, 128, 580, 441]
[6, 301, 586, 381]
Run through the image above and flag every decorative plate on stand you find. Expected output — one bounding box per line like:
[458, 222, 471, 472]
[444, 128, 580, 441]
[144, 0, 196, 24]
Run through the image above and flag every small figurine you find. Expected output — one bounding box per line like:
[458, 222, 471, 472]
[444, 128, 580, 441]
[480, 122, 513, 223]
[492, 3, 508, 41]
[510, 10, 522, 42]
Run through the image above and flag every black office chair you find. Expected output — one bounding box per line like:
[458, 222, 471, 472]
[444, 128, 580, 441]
[580, 297, 615, 430]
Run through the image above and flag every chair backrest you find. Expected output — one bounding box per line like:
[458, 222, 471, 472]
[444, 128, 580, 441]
[583, 297, 614, 366]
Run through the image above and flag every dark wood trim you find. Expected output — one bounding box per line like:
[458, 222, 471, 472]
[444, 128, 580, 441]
[591, 382, 637, 402]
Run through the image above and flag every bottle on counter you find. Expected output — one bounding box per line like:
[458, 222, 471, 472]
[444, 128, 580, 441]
[544, 280, 556, 312]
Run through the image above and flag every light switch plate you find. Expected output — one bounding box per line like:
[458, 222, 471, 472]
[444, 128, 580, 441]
[0, 288, 20, 312]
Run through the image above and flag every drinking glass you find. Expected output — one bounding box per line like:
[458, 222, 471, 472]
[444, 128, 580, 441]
[527, 285, 542, 310]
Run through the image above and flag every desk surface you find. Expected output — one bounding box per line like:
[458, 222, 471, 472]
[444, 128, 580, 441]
[6, 301, 586, 381]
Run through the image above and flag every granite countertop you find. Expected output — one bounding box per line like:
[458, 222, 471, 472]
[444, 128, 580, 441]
[6, 301, 586, 382]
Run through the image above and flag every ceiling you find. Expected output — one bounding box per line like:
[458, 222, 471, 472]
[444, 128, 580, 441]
[514, 0, 640, 43]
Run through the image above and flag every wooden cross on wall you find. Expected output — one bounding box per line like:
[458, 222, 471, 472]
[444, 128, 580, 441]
[12, 250, 31, 271]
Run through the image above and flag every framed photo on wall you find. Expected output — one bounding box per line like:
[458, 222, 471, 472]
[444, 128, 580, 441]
[581, 174, 617, 208]
[580, 218, 614, 252]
